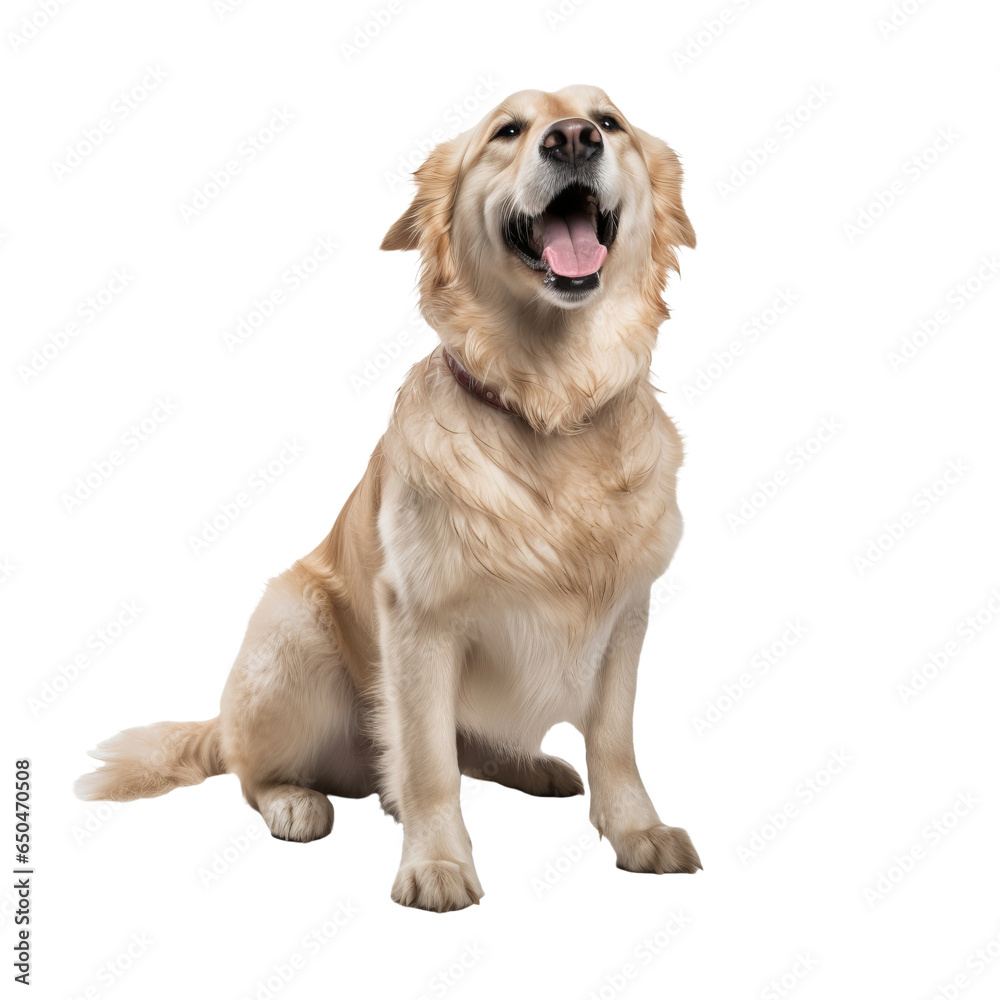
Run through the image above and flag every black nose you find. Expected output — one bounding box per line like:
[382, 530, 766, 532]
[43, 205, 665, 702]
[539, 118, 603, 168]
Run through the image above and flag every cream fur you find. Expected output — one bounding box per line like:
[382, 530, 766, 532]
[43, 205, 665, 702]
[75, 85, 701, 911]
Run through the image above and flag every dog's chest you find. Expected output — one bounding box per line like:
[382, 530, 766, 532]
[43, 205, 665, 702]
[380, 400, 683, 736]
[387, 396, 683, 599]
[462, 415, 677, 593]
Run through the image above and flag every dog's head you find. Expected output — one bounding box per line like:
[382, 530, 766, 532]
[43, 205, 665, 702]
[382, 85, 694, 431]
[383, 84, 693, 312]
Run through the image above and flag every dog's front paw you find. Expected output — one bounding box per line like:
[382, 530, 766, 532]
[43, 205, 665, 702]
[391, 859, 483, 912]
[614, 824, 702, 874]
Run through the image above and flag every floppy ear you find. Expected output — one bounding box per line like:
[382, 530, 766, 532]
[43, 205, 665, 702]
[380, 136, 468, 283]
[633, 128, 696, 273]
[380, 206, 421, 252]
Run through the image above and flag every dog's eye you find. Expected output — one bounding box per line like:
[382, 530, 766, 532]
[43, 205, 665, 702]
[598, 116, 623, 132]
[491, 123, 521, 140]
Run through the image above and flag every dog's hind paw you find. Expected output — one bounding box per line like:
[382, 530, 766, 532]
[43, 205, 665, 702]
[463, 751, 584, 797]
[514, 754, 585, 797]
[258, 785, 334, 843]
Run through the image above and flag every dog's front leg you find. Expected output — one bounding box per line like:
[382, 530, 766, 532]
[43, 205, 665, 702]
[377, 586, 483, 911]
[584, 595, 702, 874]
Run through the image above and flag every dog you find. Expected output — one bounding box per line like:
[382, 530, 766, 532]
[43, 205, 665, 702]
[76, 84, 701, 911]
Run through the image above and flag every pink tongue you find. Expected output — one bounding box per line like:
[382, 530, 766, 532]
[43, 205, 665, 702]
[541, 210, 607, 278]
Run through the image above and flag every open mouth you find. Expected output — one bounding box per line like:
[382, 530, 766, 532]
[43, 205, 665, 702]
[503, 183, 619, 296]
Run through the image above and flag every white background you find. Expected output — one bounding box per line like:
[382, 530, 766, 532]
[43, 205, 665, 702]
[3, 0, 1000, 997]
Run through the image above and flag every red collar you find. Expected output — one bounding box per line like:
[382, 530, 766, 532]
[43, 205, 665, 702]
[443, 349, 520, 417]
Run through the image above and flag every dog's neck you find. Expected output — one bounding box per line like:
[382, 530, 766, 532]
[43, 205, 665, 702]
[443, 348, 521, 417]
[427, 292, 662, 434]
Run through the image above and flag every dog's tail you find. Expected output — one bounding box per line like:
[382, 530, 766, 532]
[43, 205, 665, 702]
[74, 718, 225, 802]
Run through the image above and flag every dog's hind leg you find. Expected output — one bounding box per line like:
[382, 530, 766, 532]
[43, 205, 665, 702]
[220, 564, 377, 843]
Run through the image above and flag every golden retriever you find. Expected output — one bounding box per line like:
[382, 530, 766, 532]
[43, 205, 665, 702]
[76, 84, 700, 911]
